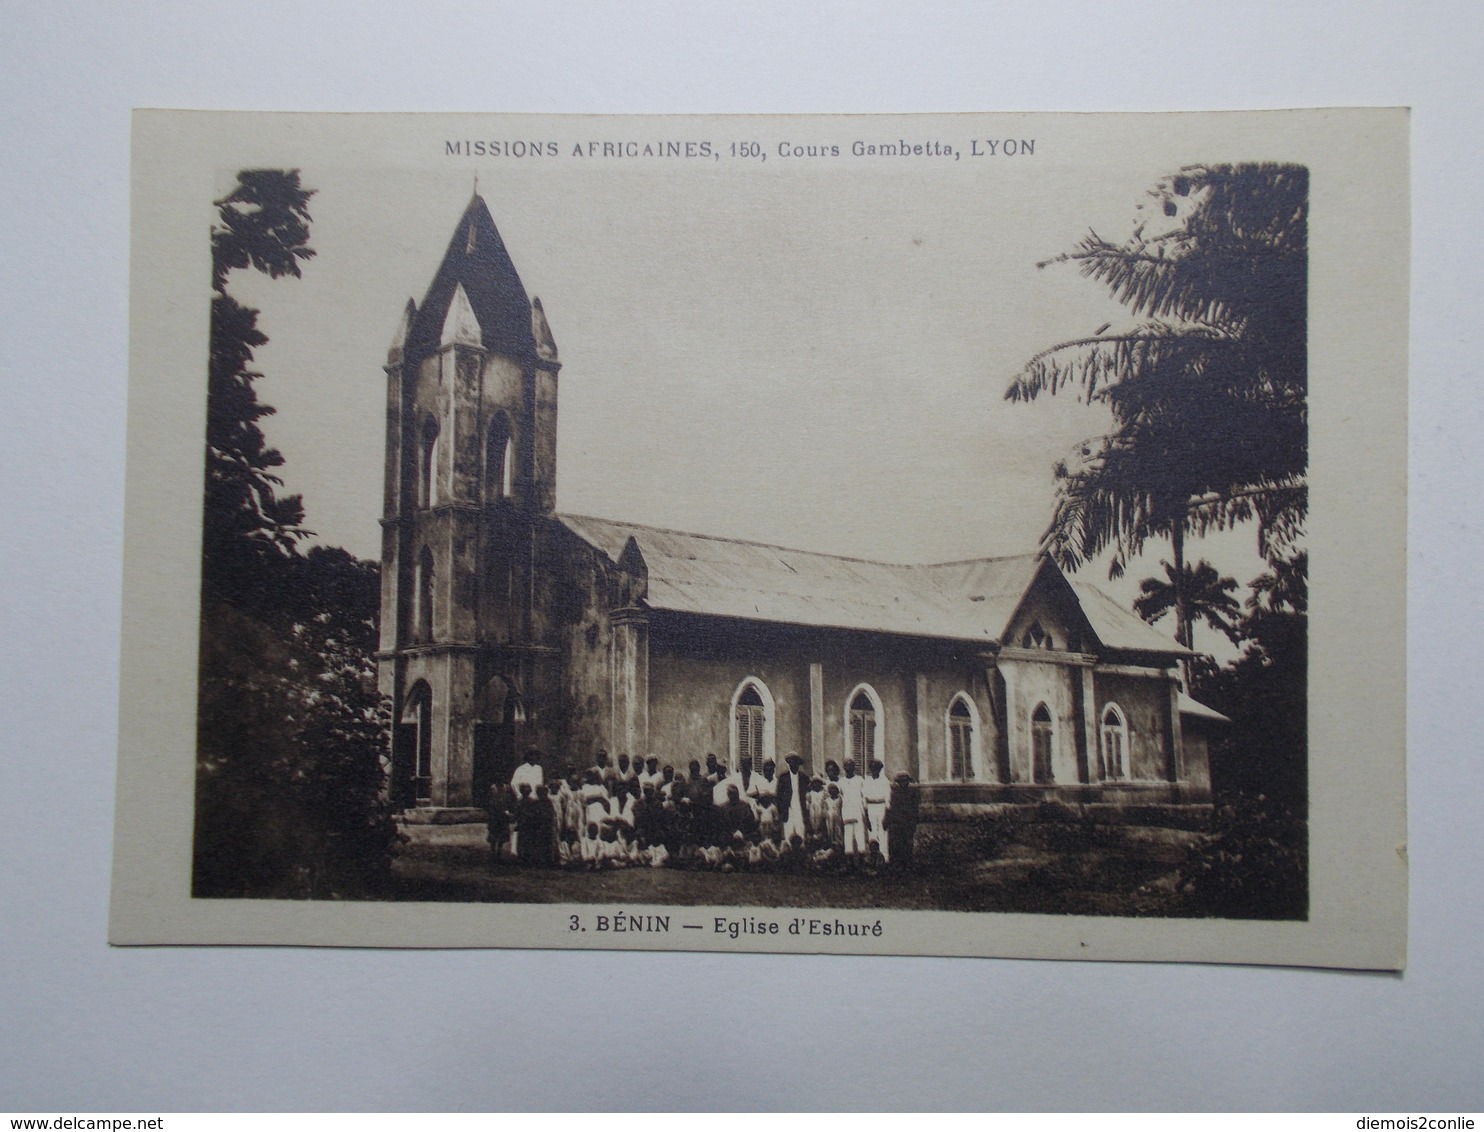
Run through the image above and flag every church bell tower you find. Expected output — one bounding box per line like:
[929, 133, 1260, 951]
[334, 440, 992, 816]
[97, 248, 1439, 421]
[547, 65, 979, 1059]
[377, 194, 561, 809]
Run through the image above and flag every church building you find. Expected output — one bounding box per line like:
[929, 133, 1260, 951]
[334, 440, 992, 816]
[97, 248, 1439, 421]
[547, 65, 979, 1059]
[376, 195, 1221, 816]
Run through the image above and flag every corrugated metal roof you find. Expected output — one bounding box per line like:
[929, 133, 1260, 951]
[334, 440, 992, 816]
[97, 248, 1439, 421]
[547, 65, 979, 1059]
[557, 513, 1186, 655]
[1178, 691, 1231, 723]
[1068, 579, 1198, 656]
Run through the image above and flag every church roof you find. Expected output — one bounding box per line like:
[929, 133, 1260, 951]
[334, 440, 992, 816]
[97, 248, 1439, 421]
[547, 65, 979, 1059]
[1178, 691, 1231, 723]
[407, 195, 536, 359]
[556, 514, 1187, 656]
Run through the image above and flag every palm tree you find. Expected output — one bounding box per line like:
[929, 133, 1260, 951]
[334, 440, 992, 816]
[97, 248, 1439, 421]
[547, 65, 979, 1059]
[1008, 163, 1309, 582]
[1134, 558, 1242, 653]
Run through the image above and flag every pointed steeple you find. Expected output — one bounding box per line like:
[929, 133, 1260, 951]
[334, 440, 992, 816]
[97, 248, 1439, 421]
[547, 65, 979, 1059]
[387, 297, 416, 362]
[531, 296, 558, 362]
[409, 195, 536, 358]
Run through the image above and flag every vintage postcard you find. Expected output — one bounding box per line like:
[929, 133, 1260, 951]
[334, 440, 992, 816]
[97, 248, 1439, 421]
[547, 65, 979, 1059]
[111, 109, 1407, 967]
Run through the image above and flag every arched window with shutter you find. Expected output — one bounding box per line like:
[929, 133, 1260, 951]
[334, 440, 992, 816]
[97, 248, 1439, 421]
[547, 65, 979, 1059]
[844, 683, 885, 772]
[947, 694, 979, 781]
[729, 678, 776, 775]
[1031, 702, 1055, 783]
[736, 685, 765, 774]
[405, 680, 434, 804]
[1101, 703, 1129, 781]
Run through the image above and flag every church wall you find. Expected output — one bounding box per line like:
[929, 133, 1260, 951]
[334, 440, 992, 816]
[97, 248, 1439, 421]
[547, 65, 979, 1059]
[1095, 671, 1175, 782]
[818, 647, 914, 780]
[646, 621, 812, 772]
[548, 526, 620, 770]
[474, 354, 525, 500]
[913, 666, 1001, 785]
[1001, 656, 1082, 784]
[448, 349, 482, 505]
[409, 355, 444, 501]
[641, 617, 1001, 786]
[1180, 723, 1213, 796]
[532, 366, 559, 514]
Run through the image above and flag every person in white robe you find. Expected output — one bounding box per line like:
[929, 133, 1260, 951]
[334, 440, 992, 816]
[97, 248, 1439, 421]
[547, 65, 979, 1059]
[837, 759, 867, 861]
[862, 759, 892, 863]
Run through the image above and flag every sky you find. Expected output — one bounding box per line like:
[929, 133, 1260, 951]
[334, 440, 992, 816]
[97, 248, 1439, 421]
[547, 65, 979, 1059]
[221, 141, 1275, 657]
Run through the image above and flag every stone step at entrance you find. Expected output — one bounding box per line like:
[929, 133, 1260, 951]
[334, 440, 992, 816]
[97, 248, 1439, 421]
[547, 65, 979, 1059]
[397, 806, 488, 826]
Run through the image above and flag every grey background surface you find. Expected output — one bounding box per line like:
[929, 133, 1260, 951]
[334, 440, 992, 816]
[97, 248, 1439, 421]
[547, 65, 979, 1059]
[1, 0, 1477, 1112]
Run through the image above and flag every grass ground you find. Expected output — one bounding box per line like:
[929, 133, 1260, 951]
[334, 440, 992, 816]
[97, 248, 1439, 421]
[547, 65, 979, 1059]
[385, 821, 1207, 917]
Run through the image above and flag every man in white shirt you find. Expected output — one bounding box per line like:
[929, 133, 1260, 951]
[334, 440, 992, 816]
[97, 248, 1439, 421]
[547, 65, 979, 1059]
[862, 758, 892, 863]
[613, 752, 639, 791]
[749, 758, 779, 810]
[510, 748, 544, 801]
[638, 755, 664, 794]
[777, 753, 809, 847]
[712, 765, 742, 808]
[837, 758, 867, 863]
[579, 770, 611, 868]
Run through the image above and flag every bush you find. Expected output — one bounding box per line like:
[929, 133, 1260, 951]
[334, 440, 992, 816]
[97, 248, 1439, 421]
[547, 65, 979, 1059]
[1174, 794, 1307, 919]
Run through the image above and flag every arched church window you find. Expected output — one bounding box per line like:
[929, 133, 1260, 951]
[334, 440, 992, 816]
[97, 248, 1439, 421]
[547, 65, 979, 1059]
[729, 678, 776, 776]
[847, 686, 883, 771]
[418, 417, 440, 509]
[407, 681, 433, 803]
[415, 546, 435, 641]
[735, 683, 766, 775]
[1101, 703, 1129, 781]
[486, 411, 513, 502]
[1031, 702, 1055, 783]
[948, 695, 976, 781]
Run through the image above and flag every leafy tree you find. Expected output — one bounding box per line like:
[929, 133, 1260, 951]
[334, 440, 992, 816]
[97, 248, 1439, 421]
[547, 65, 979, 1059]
[1008, 164, 1308, 648]
[210, 170, 316, 292]
[1175, 551, 1309, 918]
[1009, 167, 1311, 917]
[195, 171, 395, 898]
[203, 171, 316, 605]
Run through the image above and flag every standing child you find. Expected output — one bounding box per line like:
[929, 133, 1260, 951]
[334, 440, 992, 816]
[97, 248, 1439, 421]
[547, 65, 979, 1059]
[821, 780, 844, 849]
[756, 793, 780, 845]
[837, 759, 867, 865]
[579, 770, 610, 868]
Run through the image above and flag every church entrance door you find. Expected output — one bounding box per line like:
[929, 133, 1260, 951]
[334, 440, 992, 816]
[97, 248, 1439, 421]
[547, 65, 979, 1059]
[474, 677, 523, 806]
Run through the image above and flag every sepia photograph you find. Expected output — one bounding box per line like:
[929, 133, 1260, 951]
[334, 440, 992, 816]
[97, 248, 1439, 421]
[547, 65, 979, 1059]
[112, 110, 1406, 963]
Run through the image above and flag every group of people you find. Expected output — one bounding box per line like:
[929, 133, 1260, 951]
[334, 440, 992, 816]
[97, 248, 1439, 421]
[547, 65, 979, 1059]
[487, 748, 920, 873]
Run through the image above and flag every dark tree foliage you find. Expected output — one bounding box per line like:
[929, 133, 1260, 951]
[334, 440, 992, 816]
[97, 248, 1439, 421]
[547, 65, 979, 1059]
[194, 171, 396, 899]
[1176, 551, 1309, 919]
[1194, 551, 1309, 808]
[1133, 558, 1242, 651]
[210, 169, 317, 292]
[1008, 164, 1308, 654]
[1011, 166, 1310, 918]
[1008, 164, 1308, 567]
[203, 172, 315, 604]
